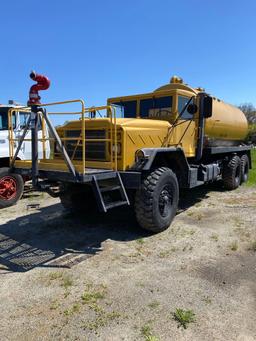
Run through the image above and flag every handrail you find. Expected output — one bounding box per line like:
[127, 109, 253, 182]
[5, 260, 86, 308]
[8, 100, 118, 173]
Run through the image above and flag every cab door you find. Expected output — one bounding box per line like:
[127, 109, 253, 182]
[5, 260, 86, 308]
[168, 95, 198, 158]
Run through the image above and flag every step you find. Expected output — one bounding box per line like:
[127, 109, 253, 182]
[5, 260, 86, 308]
[105, 200, 129, 210]
[100, 185, 121, 193]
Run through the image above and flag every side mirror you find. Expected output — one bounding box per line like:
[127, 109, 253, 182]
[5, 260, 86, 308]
[187, 104, 198, 115]
[203, 95, 213, 118]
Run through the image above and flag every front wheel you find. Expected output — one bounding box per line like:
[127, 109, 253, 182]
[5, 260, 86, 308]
[135, 167, 179, 233]
[0, 167, 24, 208]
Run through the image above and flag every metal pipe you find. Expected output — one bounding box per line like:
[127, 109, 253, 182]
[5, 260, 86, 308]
[31, 107, 39, 187]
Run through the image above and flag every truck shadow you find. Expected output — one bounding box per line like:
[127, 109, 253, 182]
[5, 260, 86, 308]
[0, 202, 144, 273]
[0, 183, 224, 273]
[178, 182, 225, 212]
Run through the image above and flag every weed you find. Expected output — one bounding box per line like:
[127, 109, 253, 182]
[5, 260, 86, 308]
[83, 316, 106, 331]
[248, 240, 256, 251]
[202, 296, 212, 304]
[173, 308, 196, 329]
[210, 233, 219, 242]
[89, 303, 104, 313]
[50, 300, 59, 310]
[49, 271, 63, 281]
[136, 238, 145, 245]
[63, 303, 80, 316]
[159, 246, 177, 258]
[196, 213, 203, 221]
[82, 291, 105, 303]
[81, 284, 106, 304]
[83, 310, 121, 332]
[148, 301, 160, 309]
[159, 250, 170, 258]
[141, 325, 159, 341]
[229, 241, 238, 251]
[182, 244, 193, 252]
[61, 275, 74, 290]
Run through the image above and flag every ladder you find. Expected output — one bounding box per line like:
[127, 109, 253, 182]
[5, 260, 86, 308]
[92, 172, 130, 212]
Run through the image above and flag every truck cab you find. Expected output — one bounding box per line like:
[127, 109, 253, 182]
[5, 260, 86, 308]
[0, 101, 51, 208]
[0, 101, 50, 167]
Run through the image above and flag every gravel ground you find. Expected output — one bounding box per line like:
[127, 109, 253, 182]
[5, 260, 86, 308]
[0, 184, 255, 341]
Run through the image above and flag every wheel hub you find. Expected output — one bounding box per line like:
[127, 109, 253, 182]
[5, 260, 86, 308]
[159, 186, 172, 217]
[0, 176, 17, 201]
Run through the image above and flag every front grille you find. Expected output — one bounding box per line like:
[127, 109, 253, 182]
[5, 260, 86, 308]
[65, 129, 107, 161]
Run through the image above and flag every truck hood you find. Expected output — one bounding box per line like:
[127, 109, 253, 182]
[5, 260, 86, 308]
[114, 118, 171, 130]
[63, 117, 171, 131]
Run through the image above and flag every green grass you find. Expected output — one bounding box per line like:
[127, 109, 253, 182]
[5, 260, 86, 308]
[173, 308, 196, 329]
[81, 284, 106, 304]
[140, 325, 159, 341]
[247, 148, 256, 186]
[61, 275, 74, 290]
[229, 241, 239, 251]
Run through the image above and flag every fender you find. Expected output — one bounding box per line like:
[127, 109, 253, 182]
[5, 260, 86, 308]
[133, 147, 191, 188]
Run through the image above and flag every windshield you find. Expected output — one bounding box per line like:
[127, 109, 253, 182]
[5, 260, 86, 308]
[111, 96, 173, 118]
[0, 108, 16, 130]
[140, 96, 172, 118]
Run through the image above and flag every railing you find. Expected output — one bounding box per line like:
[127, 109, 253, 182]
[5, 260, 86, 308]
[8, 100, 118, 174]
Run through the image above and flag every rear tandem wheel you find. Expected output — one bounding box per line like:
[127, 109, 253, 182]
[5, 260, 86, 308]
[222, 155, 241, 190]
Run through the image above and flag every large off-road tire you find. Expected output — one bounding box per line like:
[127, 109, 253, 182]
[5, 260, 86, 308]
[240, 154, 249, 184]
[135, 167, 179, 233]
[0, 167, 24, 208]
[59, 183, 96, 213]
[222, 155, 241, 190]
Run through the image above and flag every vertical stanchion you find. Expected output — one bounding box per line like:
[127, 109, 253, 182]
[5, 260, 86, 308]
[81, 101, 85, 174]
[31, 106, 39, 187]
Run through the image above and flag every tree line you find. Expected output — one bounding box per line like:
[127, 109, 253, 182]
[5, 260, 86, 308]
[238, 103, 256, 143]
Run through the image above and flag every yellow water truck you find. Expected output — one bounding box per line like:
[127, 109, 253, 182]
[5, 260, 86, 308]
[5, 76, 252, 232]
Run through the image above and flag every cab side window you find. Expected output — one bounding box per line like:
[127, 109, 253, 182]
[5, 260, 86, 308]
[19, 111, 42, 130]
[112, 101, 137, 118]
[178, 96, 194, 120]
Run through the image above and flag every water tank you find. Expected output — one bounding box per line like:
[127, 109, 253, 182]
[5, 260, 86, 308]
[205, 98, 248, 146]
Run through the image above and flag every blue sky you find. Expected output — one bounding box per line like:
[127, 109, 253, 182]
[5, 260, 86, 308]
[1, 0, 256, 124]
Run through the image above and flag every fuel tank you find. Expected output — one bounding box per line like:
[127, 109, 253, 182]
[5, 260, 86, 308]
[204, 98, 248, 146]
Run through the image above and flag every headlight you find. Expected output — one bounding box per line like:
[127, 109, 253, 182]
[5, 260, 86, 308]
[112, 143, 121, 155]
[135, 149, 146, 162]
[0, 139, 6, 144]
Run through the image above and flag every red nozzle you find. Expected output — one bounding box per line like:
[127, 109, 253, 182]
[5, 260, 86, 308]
[28, 72, 50, 106]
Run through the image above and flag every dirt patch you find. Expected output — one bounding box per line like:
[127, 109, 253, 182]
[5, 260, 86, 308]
[0, 185, 256, 340]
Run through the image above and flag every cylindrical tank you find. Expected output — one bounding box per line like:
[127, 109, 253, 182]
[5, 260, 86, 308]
[204, 98, 248, 146]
